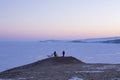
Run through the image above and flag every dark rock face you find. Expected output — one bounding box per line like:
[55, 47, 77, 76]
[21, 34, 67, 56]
[17, 56, 84, 68]
[37, 57, 85, 65]
[0, 57, 85, 79]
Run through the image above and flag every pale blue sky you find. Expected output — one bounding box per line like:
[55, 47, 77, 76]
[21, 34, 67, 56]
[0, 0, 120, 40]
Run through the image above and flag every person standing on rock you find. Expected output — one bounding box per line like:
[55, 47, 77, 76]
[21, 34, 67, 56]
[62, 51, 65, 57]
[53, 51, 58, 57]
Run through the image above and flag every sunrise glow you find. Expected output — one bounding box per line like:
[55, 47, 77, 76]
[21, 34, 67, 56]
[0, 0, 120, 40]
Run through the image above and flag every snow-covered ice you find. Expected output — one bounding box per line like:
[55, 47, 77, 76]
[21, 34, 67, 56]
[68, 77, 83, 80]
[0, 41, 120, 72]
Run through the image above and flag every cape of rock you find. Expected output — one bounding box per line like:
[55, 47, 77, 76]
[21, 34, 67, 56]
[0, 56, 120, 80]
[0, 56, 85, 80]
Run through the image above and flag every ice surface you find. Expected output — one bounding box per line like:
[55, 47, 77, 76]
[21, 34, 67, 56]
[75, 71, 104, 73]
[68, 77, 83, 80]
[0, 41, 120, 72]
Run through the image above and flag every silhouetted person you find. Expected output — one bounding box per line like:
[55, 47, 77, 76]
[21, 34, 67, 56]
[53, 51, 57, 57]
[62, 51, 65, 57]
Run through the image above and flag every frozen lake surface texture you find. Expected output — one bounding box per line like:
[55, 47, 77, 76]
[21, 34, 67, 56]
[0, 41, 120, 72]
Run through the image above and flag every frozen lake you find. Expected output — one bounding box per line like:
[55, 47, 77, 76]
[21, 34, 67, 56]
[0, 41, 120, 72]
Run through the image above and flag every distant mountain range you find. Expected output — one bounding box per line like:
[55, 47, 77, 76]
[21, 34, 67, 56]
[71, 37, 120, 43]
[40, 37, 120, 44]
[99, 39, 120, 43]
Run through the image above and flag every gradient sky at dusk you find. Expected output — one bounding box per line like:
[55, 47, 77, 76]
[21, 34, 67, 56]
[0, 0, 120, 40]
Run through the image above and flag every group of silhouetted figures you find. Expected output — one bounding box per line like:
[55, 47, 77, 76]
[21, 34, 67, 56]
[53, 51, 65, 57]
[47, 51, 66, 58]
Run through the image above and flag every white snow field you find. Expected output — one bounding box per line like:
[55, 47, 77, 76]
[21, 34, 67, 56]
[0, 41, 120, 72]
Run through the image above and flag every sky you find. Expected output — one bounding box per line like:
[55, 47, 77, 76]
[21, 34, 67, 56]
[0, 0, 120, 40]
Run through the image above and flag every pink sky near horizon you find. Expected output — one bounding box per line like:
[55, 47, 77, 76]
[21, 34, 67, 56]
[0, 0, 120, 40]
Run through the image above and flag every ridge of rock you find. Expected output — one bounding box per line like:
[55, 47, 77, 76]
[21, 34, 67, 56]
[39, 56, 84, 65]
[0, 56, 85, 72]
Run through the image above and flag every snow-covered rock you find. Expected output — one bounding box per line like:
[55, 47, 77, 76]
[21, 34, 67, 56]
[75, 70, 104, 73]
[69, 77, 83, 80]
